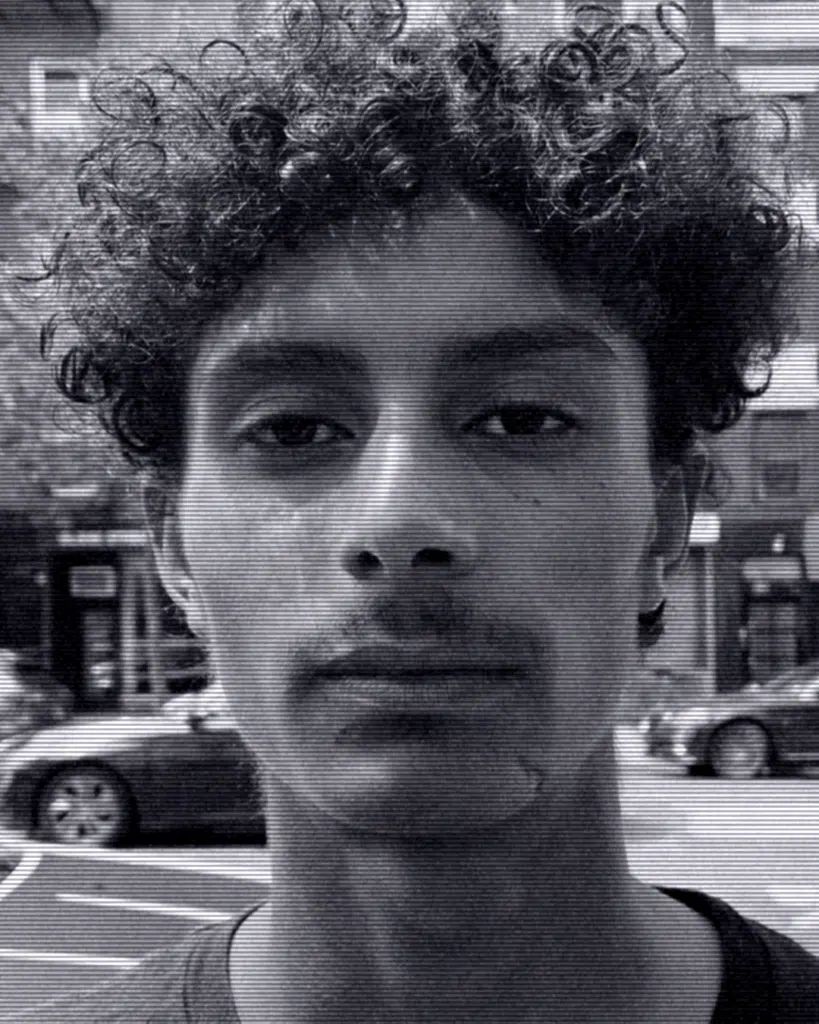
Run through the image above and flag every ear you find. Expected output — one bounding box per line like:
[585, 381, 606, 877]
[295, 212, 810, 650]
[141, 477, 205, 637]
[639, 445, 710, 614]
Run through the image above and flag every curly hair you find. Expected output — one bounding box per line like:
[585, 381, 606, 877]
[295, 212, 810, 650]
[41, 0, 798, 480]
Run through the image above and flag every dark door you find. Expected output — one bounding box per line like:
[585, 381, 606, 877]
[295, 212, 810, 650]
[745, 597, 802, 684]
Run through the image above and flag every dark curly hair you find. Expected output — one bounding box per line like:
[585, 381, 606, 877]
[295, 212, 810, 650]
[41, 3, 799, 478]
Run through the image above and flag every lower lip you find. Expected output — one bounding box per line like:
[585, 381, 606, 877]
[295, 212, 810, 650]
[316, 672, 521, 710]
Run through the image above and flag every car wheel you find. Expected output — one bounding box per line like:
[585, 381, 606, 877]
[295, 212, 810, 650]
[707, 721, 771, 780]
[35, 765, 135, 846]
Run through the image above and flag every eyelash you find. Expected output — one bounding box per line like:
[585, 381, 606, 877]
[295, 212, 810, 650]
[464, 402, 578, 441]
[237, 402, 579, 456]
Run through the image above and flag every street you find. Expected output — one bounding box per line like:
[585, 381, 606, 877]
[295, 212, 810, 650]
[3, 744, 819, 1013]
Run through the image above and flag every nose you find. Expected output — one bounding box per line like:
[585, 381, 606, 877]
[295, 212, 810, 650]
[344, 523, 477, 580]
[339, 437, 480, 582]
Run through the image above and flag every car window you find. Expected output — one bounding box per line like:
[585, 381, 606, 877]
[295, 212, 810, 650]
[764, 662, 819, 692]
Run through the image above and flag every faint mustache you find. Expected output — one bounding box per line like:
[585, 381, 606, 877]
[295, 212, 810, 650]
[298, 594, 546, 669]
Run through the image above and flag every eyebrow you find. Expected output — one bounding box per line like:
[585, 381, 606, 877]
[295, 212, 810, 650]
[442, 321, 617, 370]
[207, 340, 369, 381]
[207, 319, 616, 382]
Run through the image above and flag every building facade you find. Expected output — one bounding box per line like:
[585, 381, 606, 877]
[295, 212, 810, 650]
[0, 0, 226, 711]
[642, 0, 819, 692]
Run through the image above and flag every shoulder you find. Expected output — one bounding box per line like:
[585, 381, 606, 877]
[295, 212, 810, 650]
[0, 905, 252, 1024]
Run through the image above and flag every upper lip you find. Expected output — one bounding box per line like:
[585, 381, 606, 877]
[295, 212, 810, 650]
[317, 644, 525, 679]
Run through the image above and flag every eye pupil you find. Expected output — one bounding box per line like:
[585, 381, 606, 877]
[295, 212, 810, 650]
[273, 416, 320, 446]
[500, 407, 545, 435]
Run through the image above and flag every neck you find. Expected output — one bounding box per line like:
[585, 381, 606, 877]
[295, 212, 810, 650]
[233, 736, 656, 1024]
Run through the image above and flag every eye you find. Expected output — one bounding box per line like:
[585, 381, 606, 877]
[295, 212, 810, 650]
[241, 413, 353, 450]
[467, 403, 576, 439]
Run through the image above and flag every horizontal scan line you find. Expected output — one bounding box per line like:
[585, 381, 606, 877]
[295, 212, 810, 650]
[56, 891, 233, 923]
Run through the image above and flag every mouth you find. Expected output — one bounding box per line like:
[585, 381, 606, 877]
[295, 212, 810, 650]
[314, 644, 526, 709]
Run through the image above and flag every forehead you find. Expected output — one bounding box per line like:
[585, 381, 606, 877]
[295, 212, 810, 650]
[194, 199, 644, 380]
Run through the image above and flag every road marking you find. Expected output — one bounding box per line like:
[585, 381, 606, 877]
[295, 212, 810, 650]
[686, 809, 819, 838]
[56, 891, 233, 923]
[5, 839, 268, 884]
[0, 947, 137, 969]
[0, 848, 42, 904]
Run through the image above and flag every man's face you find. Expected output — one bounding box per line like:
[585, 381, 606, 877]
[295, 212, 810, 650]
[166, 200, 660, 836]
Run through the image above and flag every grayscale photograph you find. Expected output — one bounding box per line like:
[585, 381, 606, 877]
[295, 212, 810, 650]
[0, 0, 818, 1020]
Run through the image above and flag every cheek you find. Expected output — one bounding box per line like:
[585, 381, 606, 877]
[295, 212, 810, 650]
[180, 481, 335, 658]
[500, 461, 652, 671]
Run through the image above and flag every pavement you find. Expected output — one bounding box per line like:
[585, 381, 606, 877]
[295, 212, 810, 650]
[0, 841, 267, 1015]
[7, 734, 819, 1011]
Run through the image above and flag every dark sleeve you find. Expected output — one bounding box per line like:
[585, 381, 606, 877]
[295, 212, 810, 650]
[661, 887, 819, 1024]
[746, 916, 819, 1023]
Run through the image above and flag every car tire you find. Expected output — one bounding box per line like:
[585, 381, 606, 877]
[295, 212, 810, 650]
[35, 764, 135, 847]
[707, 721, 771, 780]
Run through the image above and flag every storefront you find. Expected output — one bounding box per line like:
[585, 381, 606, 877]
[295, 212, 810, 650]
[713, 518, 819, 692]
[46, 526, 206, 712]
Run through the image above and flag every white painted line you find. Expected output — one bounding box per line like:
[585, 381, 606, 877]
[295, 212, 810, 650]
[56, 891, 232, 923]
[0, 849, 43, 904]
[0, 947, 137, 970]
[686, 809, 819, 838]
[7, 839, 268, 884]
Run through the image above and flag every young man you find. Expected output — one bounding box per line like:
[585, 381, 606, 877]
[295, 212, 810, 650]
[7, 2, 819, 1020]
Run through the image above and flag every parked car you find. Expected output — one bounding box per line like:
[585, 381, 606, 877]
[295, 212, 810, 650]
[0, 685, 262, 846]
[0, 649, 73, 740]
[645, 658, 819, 778]
[619, 666, 708, 728]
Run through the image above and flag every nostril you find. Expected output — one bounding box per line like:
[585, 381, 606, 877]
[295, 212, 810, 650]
[355, 550, 382, 573]
[412, 547, 453, 568]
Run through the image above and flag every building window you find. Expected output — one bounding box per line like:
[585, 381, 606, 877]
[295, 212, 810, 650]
[29, 59, 91, 137]
[752, 411, 806, 502]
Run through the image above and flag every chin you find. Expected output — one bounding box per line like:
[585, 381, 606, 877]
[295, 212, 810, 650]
[299, 741, 546, 837]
